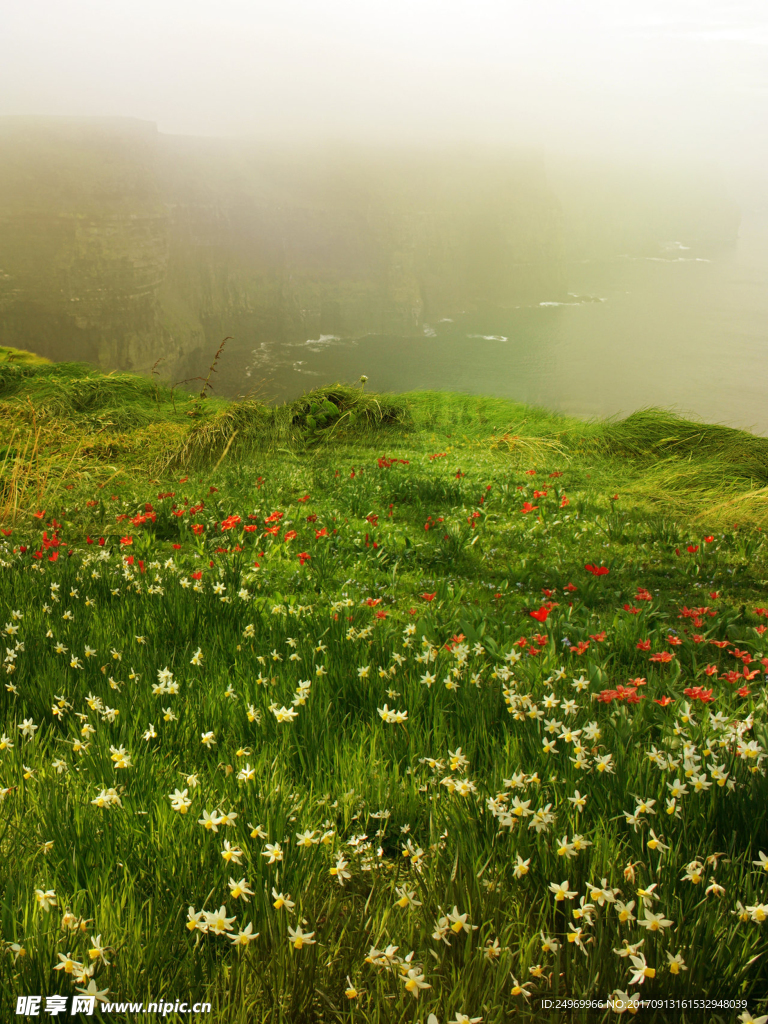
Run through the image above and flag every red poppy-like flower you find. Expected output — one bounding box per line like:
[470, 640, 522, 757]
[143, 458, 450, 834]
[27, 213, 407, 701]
[683, 686, 714, 703]
[525, 469, 536, 475]
[284, 530, 297, 541]
[33, 510, 45, 519]
[191, 570, 203, 580]
[636, 639, 651, 651]
[191, 524, 204, 535]
[375, 611, 387, 619]
[298, 494, 310, 503]
[589, 631, 607, 642]
[521, 502, 539, 514]
[649, 651, 675, 663]
[120, 536, 133, 545]
[585, 564, 609, 575]
[623, 604, 641, 614]
[654, 696, 674, 706]
[421, 592, 437, 602]
[530, 606, 549, 622]
[221, 515, 241, 530]
[738, 686, 751, 697]
[564, 582, 578, 592]
[298, 551, 311, 565]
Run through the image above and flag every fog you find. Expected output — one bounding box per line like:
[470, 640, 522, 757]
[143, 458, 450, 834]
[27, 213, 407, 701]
[2, 0, 767, 185]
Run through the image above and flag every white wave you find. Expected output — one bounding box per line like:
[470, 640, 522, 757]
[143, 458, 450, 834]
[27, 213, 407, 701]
[304, 334, 340, 345]
[437, 318, 454, 322]
[616, 255, 711, 263]
[467, 334, 508, 342]
[423, 325, 437, 337]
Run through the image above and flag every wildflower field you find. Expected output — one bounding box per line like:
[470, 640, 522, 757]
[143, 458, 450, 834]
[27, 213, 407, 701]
[1, 360, 768, 1023]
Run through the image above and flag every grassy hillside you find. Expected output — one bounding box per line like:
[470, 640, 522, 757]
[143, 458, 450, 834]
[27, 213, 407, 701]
[0, 360, 767, 1022]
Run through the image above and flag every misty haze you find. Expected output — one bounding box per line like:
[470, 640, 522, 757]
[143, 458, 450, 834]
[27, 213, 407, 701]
[1, 1, 767, 432]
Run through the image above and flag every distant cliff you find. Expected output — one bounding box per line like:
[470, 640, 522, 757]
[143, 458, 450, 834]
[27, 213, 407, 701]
[0, 117, 566, 380]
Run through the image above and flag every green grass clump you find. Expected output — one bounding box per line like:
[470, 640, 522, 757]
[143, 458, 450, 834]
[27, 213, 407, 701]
[0, 361, 767, 1022]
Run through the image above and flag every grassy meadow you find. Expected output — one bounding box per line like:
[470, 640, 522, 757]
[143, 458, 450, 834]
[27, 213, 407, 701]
[0, 357, 767, 1023]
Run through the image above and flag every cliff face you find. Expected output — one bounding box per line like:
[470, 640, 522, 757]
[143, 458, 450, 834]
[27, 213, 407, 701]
[0, 118, 566, 379]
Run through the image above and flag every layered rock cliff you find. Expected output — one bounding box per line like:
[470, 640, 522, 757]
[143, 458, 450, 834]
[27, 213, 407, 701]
[0, 117, 566, 381]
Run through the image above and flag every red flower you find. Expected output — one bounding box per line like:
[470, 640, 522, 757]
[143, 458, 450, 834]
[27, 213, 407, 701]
[709, 592, 719, 599]
[687, 545, 699, 553]
[375, 611, 387, 619]
[709, 640, 730, 648]
[530, 606, 549, 622]
[120, 536, 133, 546]
[191, 524, 204, 535]
[284, 530, 297, 542]
[738, 685, 751, 697]
[560, 495, 570, 507]
[520, 502, 539, 514]
[549, 471, 562, 478]
[221, 515, 241, 530]
[298, 552, 311, 565]
[704, 536, 714, 543]
[666, 635, 683, 646]
[298, 495, 310, 503]
[623, 604, 641, 614]
[208, 486, 218, 494]
[172, 543, 182, 550]
[315, 527, 328, 538]
[649, 651, 675, 663]
[564, 582, 578, 592]
[589, 631, 607, 642]
[366, 598, 382, 607]
[585, 564, 609, 575]
[533, 489, 548, 498]
[654, 696, 674, 706]
[191, 571, 203, 580]
[421, 592, 437, 602]
[525, 469, 536, 475]
[33, 510, 45, 519]
[0, 529, 11, 536]
[636, 639, 651, 651]
[683, 686, 714, 703]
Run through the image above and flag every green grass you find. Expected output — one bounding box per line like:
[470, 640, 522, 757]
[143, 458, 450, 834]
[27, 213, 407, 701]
[0, 361, 767, 1023]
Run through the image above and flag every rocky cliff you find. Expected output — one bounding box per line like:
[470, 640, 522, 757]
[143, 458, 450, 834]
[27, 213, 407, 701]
[0, 117, 566, 382]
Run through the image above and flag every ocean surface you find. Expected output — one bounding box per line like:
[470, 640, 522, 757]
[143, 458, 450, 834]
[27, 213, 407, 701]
[234, 207, 768, 436]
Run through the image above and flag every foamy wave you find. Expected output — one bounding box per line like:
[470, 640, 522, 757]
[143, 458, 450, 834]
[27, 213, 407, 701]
[467, 334, 508, 342]
[304, 334, 340, 345]
[437, 318, 454, 322]
[616, 255, 711, 263]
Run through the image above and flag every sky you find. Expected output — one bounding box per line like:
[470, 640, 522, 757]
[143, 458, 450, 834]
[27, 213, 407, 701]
[2, 1, 767, 180]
